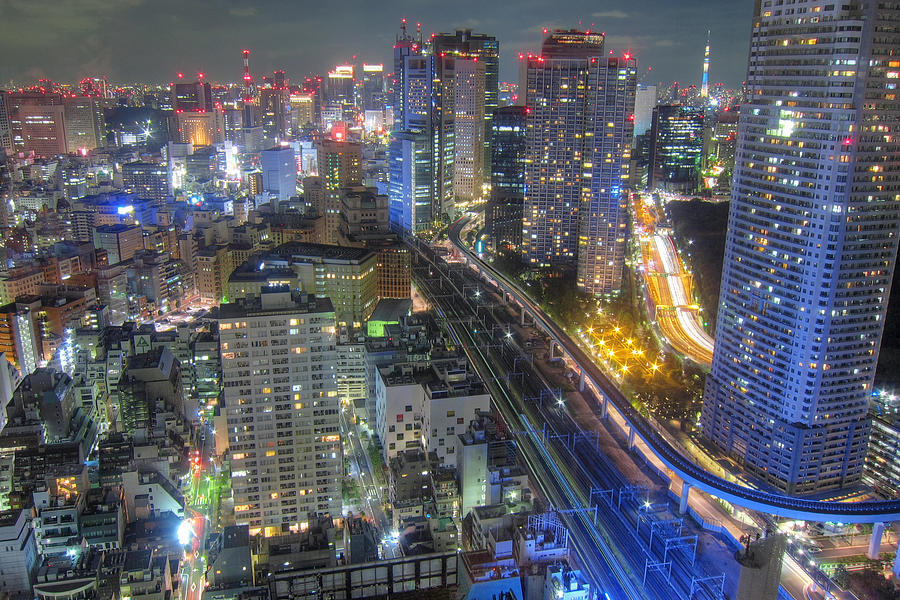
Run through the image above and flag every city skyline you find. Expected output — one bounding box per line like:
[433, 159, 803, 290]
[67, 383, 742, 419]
[4, 1, 900, 597]
[1, 0, 753, 89]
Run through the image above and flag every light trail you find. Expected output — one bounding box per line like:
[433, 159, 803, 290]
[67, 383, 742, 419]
[642, 232, 714, 366]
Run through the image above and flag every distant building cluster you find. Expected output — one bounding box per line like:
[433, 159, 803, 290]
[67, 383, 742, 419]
[0, 25, 607, 600]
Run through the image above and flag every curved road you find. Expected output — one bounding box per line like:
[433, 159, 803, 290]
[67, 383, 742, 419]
[449, 216, 900, 524]
[641, 233, 714, 366]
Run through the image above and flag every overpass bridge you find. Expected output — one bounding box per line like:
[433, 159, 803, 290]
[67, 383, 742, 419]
[448, 216, 900, 527]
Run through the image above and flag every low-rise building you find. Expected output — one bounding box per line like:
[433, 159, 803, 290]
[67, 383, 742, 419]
[388, 450, 437, 530]
[33, 549, 105, 600]
[457, 414, 529, 517]
[119, 548, 173, 600]
[542, 565, 590, 600]
[864, 392, 900, 499]
[0, 508, 39, 596]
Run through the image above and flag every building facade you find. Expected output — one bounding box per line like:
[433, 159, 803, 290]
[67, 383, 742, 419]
[701, 2, 900, 493]
[486, 106, 526, 252]
[648, 104, 704, 193]
[260, 146, 298, 205]
[452, 59, 486, 203]
[521, 31, 636, 294]
[218, 289, 341, 535]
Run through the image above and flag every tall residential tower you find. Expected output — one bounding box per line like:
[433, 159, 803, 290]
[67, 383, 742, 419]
[521, 30, 636, 294]
[218, 288, 341, 535]
[432, 30, 500, 199]
[701, 1, 900, 494]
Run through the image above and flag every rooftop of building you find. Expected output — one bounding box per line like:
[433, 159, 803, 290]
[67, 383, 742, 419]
[228, 263, 297, 282]
[124, 346, 174, 374]
[390, 449, 438, 471]
[0, 508, 25, 528]
[123, 548, 153, 572]
[35, 547, 105, 584]
[216, 287, 334, 319]
[546, 566, 590, 595]
[472, 503, 514, 521]
[94, 223, 141, 234]
[266, 241, 375, 264]
[370, 298, 412, 323]
[540, 29, 606, 58]
[122, 161, 166, 170]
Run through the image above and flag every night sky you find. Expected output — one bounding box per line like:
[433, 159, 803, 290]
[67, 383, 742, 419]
[0, 0, 754, 89]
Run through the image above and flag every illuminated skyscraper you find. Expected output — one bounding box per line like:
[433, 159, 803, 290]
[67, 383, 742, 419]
[486, 106, 526, 252]
[432, 30, 499, 182]
[4, 91, 64, 156]
[521, 30, 636, 294]
[260, 72, 290, 145]
[453, 58, 485, 203]
[122, 161, 169, 204]
[172, 76, 223, 146]
[260, 146, 298, 205]
[62, 96, 104, 153]
[360, 64, 387, 111]
[700, 30, 710, 99]
[648, 104, 704, 193]
[702, 2, 900, 494]
[0, 93, 11, 153]
[633, 84, 658, 138]
[389, 131, 431, 233]
[389, 20, 438, 234]
[429, 53, 456, 221]
[325, 65, 356, 114]
[316, 138, 362, 243]
[173, 79, 212, 113]
[218, 288, 341, 535]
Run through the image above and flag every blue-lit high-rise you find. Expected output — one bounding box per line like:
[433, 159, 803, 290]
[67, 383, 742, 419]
[486, 106, 526, 252]
[702, 2, 900, 494]
[389, 22, 435, 234]
[648, 104, 704, 193]
[521, 30, 636, 295]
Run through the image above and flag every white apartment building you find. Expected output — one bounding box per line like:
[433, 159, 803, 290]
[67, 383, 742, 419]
[375, 357, 491, 467]
[218, 288, 341, 535]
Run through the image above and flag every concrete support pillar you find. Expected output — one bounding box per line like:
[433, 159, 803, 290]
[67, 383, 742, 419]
[579, 371, 586, 392]
[600, 397, 608, 420]
[549, 343, 556, 359]
[520, 308, 527, 326]
[679, 481, 692, 515]
[869, 522, 886, 560]
[627, 427, 636, 450]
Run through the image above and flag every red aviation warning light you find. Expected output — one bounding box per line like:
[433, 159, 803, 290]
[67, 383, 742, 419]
[241, 49, 253, 104]
[177, 72, 184, 79]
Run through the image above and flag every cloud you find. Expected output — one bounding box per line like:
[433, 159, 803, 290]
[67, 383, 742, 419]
[592, 10, 629, 19]
[228, 7, 258, 17]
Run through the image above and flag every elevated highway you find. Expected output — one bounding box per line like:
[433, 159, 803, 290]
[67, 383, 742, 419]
[449, 216, 900, 524]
